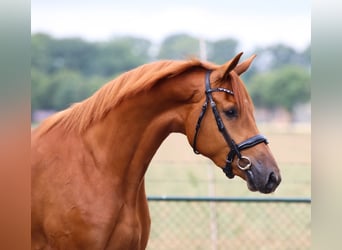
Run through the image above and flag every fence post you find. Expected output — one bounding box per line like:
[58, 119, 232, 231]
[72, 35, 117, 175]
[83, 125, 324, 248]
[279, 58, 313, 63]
[208, 165, 218, 250]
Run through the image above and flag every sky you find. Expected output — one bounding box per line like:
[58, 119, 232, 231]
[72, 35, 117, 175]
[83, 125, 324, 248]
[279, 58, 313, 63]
[31, 0, 311, 52]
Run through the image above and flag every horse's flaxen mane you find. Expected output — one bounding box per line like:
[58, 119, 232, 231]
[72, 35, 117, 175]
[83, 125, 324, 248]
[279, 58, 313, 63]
[38, 59, 220, 135]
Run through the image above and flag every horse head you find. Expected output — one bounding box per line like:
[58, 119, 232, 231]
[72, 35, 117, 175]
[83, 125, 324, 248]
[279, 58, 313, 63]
[185, 53, 281, 194]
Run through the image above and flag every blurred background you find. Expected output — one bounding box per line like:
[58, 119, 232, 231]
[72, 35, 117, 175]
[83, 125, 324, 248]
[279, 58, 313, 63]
[31, 0, 310, 249]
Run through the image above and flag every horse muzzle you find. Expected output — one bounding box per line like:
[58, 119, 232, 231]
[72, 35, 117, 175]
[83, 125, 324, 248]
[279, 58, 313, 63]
[245, 166, 281, 194]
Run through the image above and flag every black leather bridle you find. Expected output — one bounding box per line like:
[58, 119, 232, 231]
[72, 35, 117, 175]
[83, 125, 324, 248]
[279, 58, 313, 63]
[193, 70, 268, 178]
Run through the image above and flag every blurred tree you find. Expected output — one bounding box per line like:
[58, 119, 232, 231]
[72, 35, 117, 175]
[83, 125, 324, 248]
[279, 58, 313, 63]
[31, 69, 112, 113]
[94, 36, 152, 77]
[157, 33, 200, 59]
[46, 70, 85, 110]
[300, 44, 311, 68]
[31, 34, 97, 75]
[207, 38, 239, 64]
[31, 32, 311, 120]
[252, 43, 307, 72]
[31, 34, 152, 77]
[49, 38, 98, 75]
[31, 33, 54, 74]
[31, 68, 50, 111]
[248, 66, 310, 112]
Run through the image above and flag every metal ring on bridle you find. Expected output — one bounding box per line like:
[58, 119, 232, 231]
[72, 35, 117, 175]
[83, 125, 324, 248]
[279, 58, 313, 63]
[237, 156, 252, 170]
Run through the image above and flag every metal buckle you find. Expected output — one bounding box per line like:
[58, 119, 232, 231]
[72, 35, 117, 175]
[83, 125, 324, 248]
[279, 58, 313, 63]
[237, 156, 252, 170]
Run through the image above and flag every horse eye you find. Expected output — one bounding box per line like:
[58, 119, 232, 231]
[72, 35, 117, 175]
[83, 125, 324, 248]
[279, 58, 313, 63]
[224, 108, 238, 118]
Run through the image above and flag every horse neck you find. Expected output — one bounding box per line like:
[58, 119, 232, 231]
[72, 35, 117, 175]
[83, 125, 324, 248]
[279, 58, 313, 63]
[82, 74, 198, 189]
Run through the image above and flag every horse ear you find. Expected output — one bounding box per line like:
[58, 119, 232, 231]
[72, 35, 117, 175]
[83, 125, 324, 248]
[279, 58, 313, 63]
[234, 54, 257, 75]
[221, 52, 243, 80]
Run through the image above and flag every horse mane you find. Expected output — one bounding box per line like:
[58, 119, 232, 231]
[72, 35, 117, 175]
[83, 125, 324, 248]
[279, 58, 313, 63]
[37, 59, 220, 135]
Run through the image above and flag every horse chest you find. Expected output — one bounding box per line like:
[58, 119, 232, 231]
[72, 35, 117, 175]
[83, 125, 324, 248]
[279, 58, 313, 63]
[101, 199, 147, 249]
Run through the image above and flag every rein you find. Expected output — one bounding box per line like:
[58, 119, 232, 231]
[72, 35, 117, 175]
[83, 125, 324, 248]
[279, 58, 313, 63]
[193, 70, 268, 178]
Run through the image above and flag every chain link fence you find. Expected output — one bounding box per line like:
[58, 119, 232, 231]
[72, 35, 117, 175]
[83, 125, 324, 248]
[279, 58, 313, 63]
[146, 197, 311, 250]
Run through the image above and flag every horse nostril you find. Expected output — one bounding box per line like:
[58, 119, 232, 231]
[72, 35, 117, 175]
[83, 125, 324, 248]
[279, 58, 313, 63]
[266, 172, 278, 190]
[269, 172, 276, 183]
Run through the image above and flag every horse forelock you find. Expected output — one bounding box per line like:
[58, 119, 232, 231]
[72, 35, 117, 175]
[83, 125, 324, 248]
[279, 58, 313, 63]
[229, 72, 254, 116]
[36, 59, 219, 135]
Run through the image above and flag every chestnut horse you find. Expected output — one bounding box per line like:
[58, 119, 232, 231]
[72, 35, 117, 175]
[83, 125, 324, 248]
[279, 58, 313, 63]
[31, 53, 281, 250]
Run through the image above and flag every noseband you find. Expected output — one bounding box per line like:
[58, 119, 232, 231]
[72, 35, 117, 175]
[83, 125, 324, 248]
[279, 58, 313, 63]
[193, 70, 268, 178]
